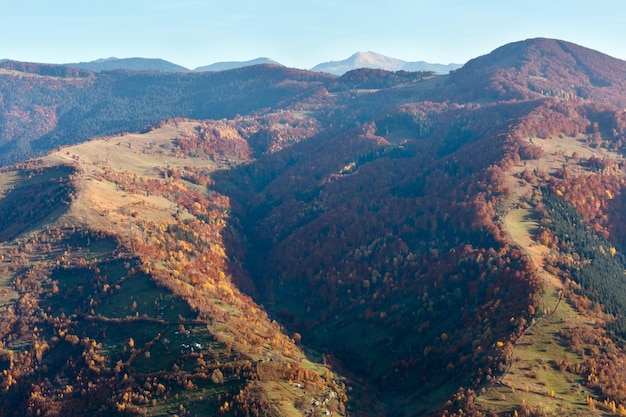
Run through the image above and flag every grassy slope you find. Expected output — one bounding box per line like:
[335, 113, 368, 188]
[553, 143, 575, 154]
[477, 287, 599, 416]
[476, 134, 622, 416]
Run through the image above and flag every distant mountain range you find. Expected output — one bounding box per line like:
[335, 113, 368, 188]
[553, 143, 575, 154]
[58, 52, 460, 75]
[310, 51, 461, 75]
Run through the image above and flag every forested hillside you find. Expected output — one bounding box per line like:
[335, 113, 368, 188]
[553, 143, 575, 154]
[0, 61, 334, 165]
[1, 38, 626, 416]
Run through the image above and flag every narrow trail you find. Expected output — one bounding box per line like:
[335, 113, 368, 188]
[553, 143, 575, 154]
[499, 207, 564, 385]
[502, 208, 563, 290]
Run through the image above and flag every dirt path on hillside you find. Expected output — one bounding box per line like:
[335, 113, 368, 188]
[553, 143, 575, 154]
[501, 133, 622, 289]
[499, 136, 583, 289]
[476, 134, 623, 413]
[503, 208, 563, 289]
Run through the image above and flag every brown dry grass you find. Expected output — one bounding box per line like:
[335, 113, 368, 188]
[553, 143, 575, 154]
[0, 68, 92, 80]
[41, 121, 221, 237]
[503, 208, 562, 289]
[509, 134, 622, 179]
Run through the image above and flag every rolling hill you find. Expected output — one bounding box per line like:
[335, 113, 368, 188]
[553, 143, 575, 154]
[1, 38, 626, 416]
[194, 58, 283, 72]
[447, 37, 626, 105]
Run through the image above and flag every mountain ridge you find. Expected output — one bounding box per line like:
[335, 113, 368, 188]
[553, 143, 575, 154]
[10, 51, 464, 75]
[448, 37, 626, 104]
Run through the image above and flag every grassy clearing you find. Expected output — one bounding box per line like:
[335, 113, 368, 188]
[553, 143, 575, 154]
[0, 271, 18, 308]
[96, 272, 194, 321]
[46, 121, 219, 236]
[508, 134, 623, 181]
[504, 208, 562, 289]
[264, 381, 308, 417]
[143, 378, 245, 417]
[0, 171, 21, 193]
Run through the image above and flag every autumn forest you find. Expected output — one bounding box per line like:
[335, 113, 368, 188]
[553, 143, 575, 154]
[1, 38, 626, 416]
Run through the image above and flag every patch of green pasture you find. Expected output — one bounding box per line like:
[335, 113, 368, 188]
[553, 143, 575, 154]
[477, 287, 593, 415]
[142, 378, 245, 417]
[131, 324, 221, 374]
[0, 171, 21, 193]
[80, 320, 164, 362]
[96, 271, 195, 321]
[0, 271, 18, 307]
[62, 233, 119, 261]
[263, 381, 310, 417]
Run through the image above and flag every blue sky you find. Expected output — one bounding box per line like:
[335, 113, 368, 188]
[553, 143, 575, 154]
[3, 0, 626, 70]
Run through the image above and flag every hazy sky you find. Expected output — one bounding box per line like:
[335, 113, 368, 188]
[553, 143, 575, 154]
[3, 0, 626, 70]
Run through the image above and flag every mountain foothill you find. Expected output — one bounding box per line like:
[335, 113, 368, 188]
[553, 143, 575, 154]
[1, 37, 626, 416]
